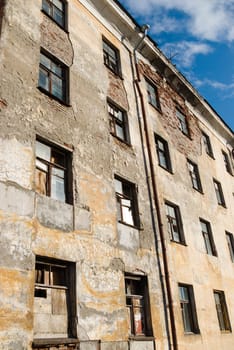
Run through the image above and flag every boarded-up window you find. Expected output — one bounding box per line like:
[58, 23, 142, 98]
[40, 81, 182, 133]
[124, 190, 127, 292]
[34, 257, 76, 340]
[125, 274, 153, 337]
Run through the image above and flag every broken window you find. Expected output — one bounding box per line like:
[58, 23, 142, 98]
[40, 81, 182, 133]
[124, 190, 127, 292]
[187, 159, 203, 192]
[35, 138, 72, 204]
[176, 109, 189, 136]
[226, 231, 234, 262]
[125, 274, 153, 337]
[145, 79, 160, 109]
[108, 100, 130, 143]
[165, 201, 185, 244]
[115, 176, 139, 228]
[179, 284, 199, 334]
[34, 256, 77, 340]
[202, 132, 214, 158]
[42, 0, 67, 29]
[103, 38, 121, 75]
[222, 151, 232, 175]
[213, 179, 226, 207]
[39, 50, 69, 104]
[155, 134, 172, 172]
[214, 290, 231, 331]
[200, 219, 217, 256]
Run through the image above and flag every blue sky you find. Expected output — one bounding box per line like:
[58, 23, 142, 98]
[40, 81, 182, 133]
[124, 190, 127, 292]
[118, 0, 234, 132]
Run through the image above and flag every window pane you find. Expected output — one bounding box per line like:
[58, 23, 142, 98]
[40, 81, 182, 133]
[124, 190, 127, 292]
[122, 200, 134, 226]
[36, 168, 47, 195]
[159, 152, 167, 168]
[40, 53, 51, 69]
[53, 0, 63, 11]
[42, 0, 51, 15]
[115, 179, 123, 194]
[51, 173, 65, 202]
[39, 68, 49, 91]
[116, 124, 124, 140]
[36, 141, 51, 161]
[51, 75, 63, 100]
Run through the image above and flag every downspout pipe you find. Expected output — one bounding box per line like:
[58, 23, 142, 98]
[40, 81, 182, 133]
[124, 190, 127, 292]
[133, 27, 178, 350]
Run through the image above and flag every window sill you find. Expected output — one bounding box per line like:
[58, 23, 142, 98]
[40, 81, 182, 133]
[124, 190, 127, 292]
[104, 63, 123, 79]
[148, 102, 162, 113]
[192, 187, 204, 195]
[33, 338, 79, 348]
[217, 203, 227, 209]
[118, 220, 141, 230]
[220, 330, 232, 334]
[129, 336, 155, 341]
[170, 240, 187, 246]
[184, 332, 200, 336]
[37, 87, 70, 107]
[158, 164, 173, 174]
[111, 133, 131, 146]
[41, 10, 68, 33]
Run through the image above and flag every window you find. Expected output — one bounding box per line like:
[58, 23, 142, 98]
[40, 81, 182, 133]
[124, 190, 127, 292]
[155, 134, 172, 172]
[222, 151, 232, 174]
[176, 109, 189, 136]
[115, 176, 139, 228]
[200, 219, 217, 256]
[214, 291, 231, 331]
[165, 202, 185, 244]
[42, 0, 67, 29]
[146, 79, 160, 109]
[125, 274, 153, 337]
[34, 256, 77, 339]
[179, 284, 199, 334]
[187, 159, 202, 192]
[226, 231, 234, 262]
[202, 132, 214, 158]
[213, 179, 226, 207]
[35, 138, 72, 204]
[108, 100, 130, 143]
[103, 38, 121, 75]
[39, 50, 69, 104]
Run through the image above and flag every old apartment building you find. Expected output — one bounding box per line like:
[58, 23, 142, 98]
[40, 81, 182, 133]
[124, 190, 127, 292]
[0, 0, 233, 349]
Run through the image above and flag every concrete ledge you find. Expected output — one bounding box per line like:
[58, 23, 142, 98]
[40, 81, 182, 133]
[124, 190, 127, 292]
[36, 194, 73, 231]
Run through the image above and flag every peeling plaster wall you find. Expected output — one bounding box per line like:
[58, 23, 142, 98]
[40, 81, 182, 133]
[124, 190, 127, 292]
[138, 60, 234, 350]
[0, 1, 165, 350]
[0, 1, 233, 350]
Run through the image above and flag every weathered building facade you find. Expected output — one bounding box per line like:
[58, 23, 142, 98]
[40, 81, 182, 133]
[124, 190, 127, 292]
[0, 1, 233, 350]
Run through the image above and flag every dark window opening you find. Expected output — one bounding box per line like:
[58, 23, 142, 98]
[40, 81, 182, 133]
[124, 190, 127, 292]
[213, 179, 226, 207]
[214, 290, 231, 332]
[115, 176, 140, 228]
[200, 219, 217, 256]
[155, 134, 172, 172]
[176, 109, 189, 136]
[35, 138, 73, 204]
[202, 132, 214, 158]
[165, 201, 185, 244]
[108, 100, 130, 143]
[38, 50, 69, 104]
[222, 151, 232, 175]
[226, 231, 234, 262]
[179, 284, 200, 334]
[125, 274, 153, 337]
[42, 0, 67, 29]
[103, 38, 121, 76]
[146, 79, 160, 110]
[187, 159, 203, 192]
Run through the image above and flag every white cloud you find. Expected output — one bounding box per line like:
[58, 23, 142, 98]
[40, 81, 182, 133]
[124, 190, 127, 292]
[123, 0, 234, 42]
[162, 41, 212, 67]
